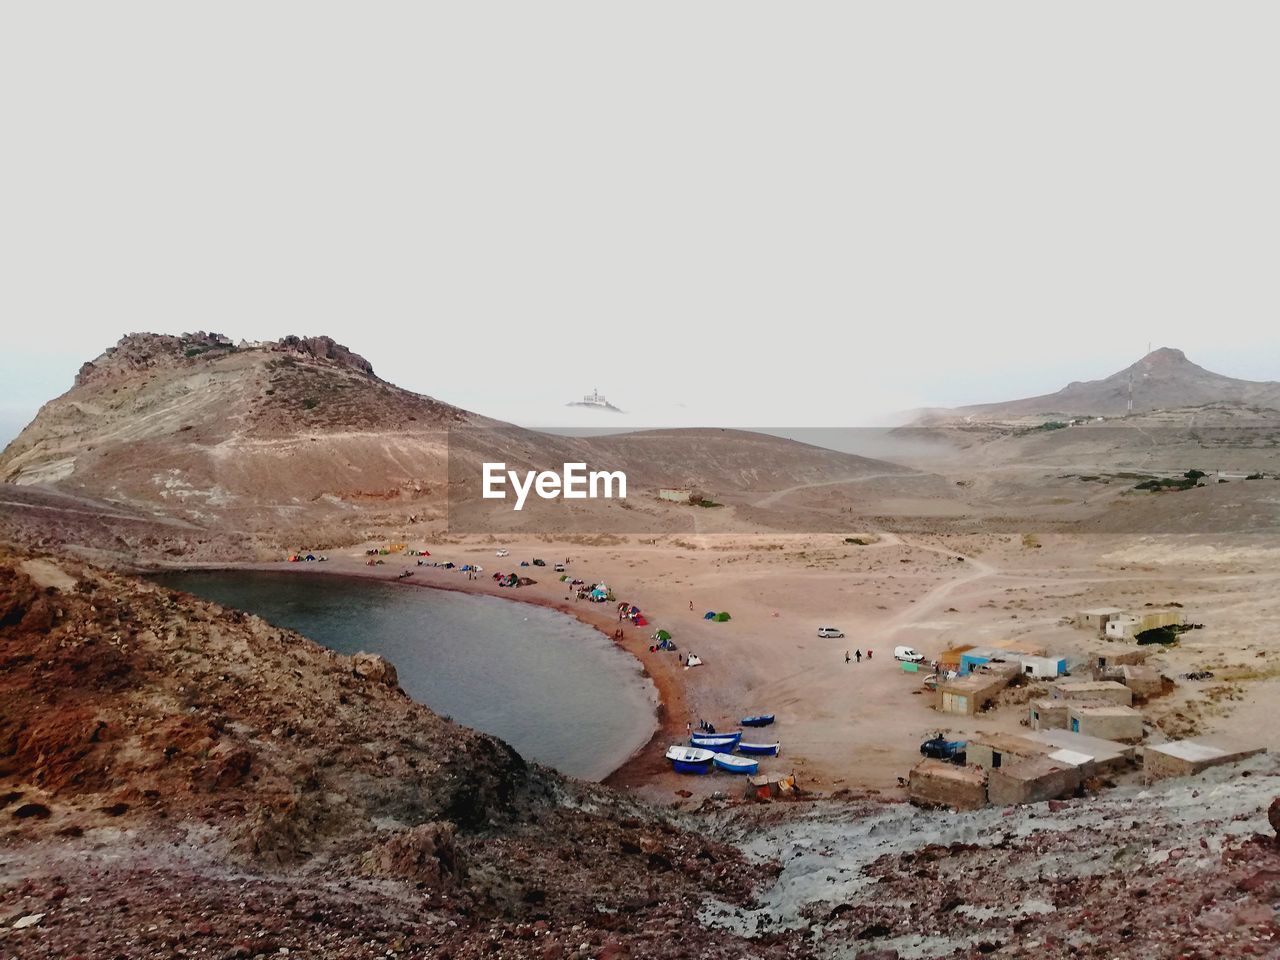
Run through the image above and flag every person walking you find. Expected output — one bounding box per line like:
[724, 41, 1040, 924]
[855, 649, 862, 663]
[866, 649, 873, 661]
[845, 650, 851, 664]
[689, 600, 694, 611]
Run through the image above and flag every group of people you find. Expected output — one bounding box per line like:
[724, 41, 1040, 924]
[687, 719, 717, 735]
[844, 649, 872, 664]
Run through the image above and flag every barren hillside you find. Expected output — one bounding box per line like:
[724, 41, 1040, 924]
[0, 333, 929, 558]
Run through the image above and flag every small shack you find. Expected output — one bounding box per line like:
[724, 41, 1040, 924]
[1076, 607, 1126, 634]
[1143, 737, 1267, 781]
[1017, 655, 1068, 679]
[937, 644, 975, 671]
[1105, 609, 1183, 640]
[1052, 680, 1133, 707]
[935, 670, 1013, 716]
[1067, 703, 1144, 742]
[1023, 729, 1136, 773]
[987, 756, 1083, 806]
[907, 759, 987, 810]
[1029, 697, 1073, 730]
[1119, 664, 1165, 698]
[965, 733, 1051, 771]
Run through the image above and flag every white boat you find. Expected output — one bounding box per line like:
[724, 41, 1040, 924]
[665, 745, 715, 774]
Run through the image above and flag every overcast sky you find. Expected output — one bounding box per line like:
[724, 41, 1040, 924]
[2, 3, 1278, 445]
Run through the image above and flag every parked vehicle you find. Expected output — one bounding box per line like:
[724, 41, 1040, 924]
[496, 549, 509, 557]
[554, 562, 566, 572]
[894, 645, 925, 663]
[817, 626, 845, 638]
[532, 558, 546, 566]
[920, 735, 967, 764]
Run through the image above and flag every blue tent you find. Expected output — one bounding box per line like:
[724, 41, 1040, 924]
[703, 611, 716, 620]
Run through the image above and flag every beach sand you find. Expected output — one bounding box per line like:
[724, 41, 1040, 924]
[222, 529, 1280, 805]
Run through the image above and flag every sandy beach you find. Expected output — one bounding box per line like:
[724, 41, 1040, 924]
[218, 526, 1280, 805]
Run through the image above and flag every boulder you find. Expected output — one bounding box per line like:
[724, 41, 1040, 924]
[352, 652, 399, 688]
[361, 821, 464, 889]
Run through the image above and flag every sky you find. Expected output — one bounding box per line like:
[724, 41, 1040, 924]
[2, 3, 1278, 445]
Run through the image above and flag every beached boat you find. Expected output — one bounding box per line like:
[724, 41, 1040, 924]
[689, 732, 741, 751]
[712, 753, 759, 775]
[665, 745, 715, 774]
[740, 714, 775, 727]
[737, 741, 780, 757]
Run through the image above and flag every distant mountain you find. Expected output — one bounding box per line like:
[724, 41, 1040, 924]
[925, 348, 1280, 420]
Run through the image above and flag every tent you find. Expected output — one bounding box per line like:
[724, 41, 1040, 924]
[590, 588, 609, 601]
[632, 615, 649, 627]
[704, 611, 716, 620]
[714, 611, 731, 622]
[653, 629, 672, 641]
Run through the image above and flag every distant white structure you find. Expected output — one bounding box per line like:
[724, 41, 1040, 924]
[567, 388, 623, 412]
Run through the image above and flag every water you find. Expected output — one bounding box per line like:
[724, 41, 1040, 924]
[154, 570, 657, 780]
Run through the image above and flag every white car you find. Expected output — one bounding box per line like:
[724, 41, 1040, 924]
[496, 549, 510, 557]
[817, 626, 845, 638]
[894, 645, 925, 663]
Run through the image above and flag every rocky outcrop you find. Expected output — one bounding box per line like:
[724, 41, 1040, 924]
[0, 550, 784, 959]
[351, 651, 400, 688]
[361, 821, 464, 889]
[272, 334, 375, 376]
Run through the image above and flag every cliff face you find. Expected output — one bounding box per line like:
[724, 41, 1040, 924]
[0, 550, 789, 959]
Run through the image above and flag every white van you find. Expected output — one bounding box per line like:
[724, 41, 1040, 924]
[817, 626, 845, 638]
[894, 645, 925, 663]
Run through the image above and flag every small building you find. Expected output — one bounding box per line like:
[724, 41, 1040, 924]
[1119, 664, 1165, 699]
[958, 646, 1006, 673]
[1029, 697, 1072, 730]
[1067, 703, 1144, 742]
[938, 644, 975, 670]
[1094, 649, 1150, 670]
[1076, 607, 1126, 634]
[965, 733, 1051, 771]
[907, 759, 987, 810]
[935, 668, 1016, 716]
[1052, 680, 1133, 707]
[1023, 729, 1136, 773]
[1105, 609, 1184, 640]
[1017, 654, 1068, 679]
[1143, 737, 1267, 781]
[988, 756, 1083, 806]
[658, 488, 693, 503]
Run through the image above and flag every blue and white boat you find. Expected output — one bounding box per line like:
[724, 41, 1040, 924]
[690, 731, 741, 751]
[665, 745, 716, 774]
[712, 753, 759, 775]
[740, 714, 775, 728]
[737, 741, 780, 757]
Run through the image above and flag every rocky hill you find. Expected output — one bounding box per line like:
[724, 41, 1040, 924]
[923, 348, 1280, 421]
[0, 332, 927, 559]
[0, 549, 790, 958]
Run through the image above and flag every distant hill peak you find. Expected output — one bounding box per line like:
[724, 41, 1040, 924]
[930, 347, 1280, 420]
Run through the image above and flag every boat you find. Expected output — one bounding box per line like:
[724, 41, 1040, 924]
[740, 714, 775, 727]
[713, 753, 759, 775]
[737, 741, 780, 757]
[665, 745, 715, 774]
[689, 732, 741, 751]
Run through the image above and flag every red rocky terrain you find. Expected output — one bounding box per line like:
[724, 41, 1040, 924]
[0, 550, 800, 958]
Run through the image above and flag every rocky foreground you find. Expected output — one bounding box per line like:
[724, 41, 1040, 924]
[2, 549, 1279, 959]
[0, 551, 790, 959]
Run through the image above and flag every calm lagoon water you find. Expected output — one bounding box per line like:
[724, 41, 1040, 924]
[155, 570, 657, 780]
